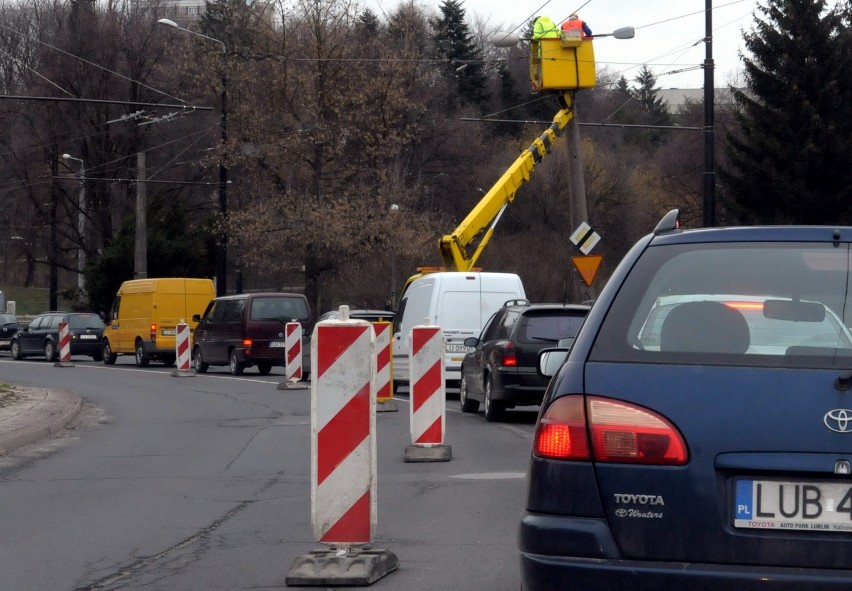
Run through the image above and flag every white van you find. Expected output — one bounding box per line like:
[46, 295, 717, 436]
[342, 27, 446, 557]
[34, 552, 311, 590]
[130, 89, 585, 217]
[392, 271, 526, 391]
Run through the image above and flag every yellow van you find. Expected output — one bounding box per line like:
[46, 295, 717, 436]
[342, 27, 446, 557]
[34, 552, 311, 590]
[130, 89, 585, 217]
[102, 278, 215, 367]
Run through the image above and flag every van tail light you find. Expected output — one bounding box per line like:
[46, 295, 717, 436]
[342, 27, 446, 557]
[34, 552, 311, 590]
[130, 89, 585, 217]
[498, 341, 517, 367]
[534, 395, 688, 465]
[242, 339, 253, 349]
[150, 323, 157, 342]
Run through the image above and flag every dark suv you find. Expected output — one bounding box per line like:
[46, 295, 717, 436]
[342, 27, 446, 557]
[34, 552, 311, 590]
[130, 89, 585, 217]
[192, 292, 313, 376]
[10, 311, 105, 361]
[459, 299, 589, 421]
[520, 210, 852, 590]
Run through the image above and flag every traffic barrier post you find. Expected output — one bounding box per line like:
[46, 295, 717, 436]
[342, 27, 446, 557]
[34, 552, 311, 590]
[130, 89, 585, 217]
[374, 321, 397, 412]
[404, 323, 451, 462]
[286, 306, 398, 586]
[54, 321, 74, 368]
[278, 321, 308, 390]
[171, 320, 195, 377]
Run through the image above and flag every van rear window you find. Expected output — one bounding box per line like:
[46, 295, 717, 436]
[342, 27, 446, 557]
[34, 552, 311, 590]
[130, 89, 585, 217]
[250, 297, 310, 322]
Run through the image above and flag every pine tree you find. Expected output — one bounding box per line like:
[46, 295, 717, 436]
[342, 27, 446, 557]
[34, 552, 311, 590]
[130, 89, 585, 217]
[632, 66, 672, 129]
[432, 0, 489, 111]
[722, 0, 852, 224]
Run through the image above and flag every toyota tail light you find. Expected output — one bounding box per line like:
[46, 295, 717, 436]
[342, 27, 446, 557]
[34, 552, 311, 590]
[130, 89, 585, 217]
[534, 395, 688, 465]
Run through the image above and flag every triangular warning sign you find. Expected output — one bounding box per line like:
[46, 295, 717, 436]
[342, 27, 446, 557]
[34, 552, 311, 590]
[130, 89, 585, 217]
[572, 255, 603, 287]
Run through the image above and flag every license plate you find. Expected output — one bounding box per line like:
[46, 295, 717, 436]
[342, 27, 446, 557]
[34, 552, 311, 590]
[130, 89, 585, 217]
[161, 329, 176, 336]
[735, 479, 852, 532]
[270, 341, 285, 348]
[78, 334, 97, 340]
[0, 339, 9, 346]
[446, 344, 470, 353]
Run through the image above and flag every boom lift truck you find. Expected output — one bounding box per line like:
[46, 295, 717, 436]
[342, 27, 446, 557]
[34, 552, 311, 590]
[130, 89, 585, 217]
[391, 24, 633, 392]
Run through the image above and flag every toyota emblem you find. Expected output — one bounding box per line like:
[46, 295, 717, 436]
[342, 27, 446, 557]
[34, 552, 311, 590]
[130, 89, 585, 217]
[824, 409, 852, 433]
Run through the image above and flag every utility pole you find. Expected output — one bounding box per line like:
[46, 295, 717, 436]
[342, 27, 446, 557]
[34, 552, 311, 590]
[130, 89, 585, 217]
[135, 152, 147, 278]
[703, 0, 716, 227]
[566, 103, 594, 303]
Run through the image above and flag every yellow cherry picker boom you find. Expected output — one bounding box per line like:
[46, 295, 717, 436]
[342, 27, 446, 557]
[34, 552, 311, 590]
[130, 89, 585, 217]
[390, 22, 633, 392]
[425, 22, 633, 279]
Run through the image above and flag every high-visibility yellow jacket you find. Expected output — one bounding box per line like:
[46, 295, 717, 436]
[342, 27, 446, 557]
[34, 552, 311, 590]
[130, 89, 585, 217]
[533, 16, 560, 39]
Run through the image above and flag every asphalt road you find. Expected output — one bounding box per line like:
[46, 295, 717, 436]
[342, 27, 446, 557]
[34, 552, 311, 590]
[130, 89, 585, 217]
[0, 356, 538, 591]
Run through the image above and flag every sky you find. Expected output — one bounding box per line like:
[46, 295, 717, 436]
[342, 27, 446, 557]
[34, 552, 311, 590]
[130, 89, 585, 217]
[365, 0, 764, 89]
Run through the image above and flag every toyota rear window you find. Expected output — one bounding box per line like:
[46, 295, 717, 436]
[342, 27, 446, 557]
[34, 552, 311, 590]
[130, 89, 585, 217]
[590, 242, 852, 368]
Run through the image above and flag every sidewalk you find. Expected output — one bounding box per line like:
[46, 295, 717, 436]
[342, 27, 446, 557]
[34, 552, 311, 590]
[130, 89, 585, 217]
[0, 385, 83, 455]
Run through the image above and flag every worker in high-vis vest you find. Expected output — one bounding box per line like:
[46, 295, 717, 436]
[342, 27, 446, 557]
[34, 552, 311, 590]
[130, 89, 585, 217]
[532, 15, 560, 39]
[561, 13, 592, 38]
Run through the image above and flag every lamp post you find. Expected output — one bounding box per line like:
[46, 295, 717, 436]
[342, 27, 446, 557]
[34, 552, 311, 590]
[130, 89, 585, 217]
[158, 18, 229, 296]
[389, 204, 399, 309]
[61, 153, 86, 291]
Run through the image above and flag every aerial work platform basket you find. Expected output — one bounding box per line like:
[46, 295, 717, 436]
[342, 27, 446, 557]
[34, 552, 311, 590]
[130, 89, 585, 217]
[530, 33, 596, 92]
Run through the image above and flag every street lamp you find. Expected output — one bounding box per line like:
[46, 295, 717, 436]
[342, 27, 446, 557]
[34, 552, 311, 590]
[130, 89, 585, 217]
[158, 18, 229, 296]
[61, 153, 86, 291]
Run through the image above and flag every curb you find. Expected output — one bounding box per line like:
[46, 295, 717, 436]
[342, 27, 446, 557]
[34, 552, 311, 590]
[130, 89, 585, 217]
[0, 389, 83, 456]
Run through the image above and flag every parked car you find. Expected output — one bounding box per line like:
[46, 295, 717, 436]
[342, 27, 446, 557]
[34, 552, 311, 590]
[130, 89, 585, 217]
[192, 292, 313, 376]
[0, 313, 19, 351]
[520, 209, 852, 590]
[10, 311, 105, 361]
[317, 309, 395, 323]
[459, 300, 589, 421]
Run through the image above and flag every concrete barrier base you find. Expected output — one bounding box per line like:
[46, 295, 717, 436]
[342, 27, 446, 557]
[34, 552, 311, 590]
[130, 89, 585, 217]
[53, 362, 75, 368]
[170, 369, 196, 378]
[278, 380, 309, 390]
[376, 400, 398, 413]
[404, 443, 452, 463]
[286, 546, 398, 586]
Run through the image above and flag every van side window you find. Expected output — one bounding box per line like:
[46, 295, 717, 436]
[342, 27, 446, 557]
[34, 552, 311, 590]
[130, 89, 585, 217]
[110, 297, 121, 323]
[205, 301, 222, 323]
[223, 300, 243, 323]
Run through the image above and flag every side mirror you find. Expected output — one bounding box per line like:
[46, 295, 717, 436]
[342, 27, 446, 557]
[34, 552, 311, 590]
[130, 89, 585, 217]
[192, 314, 202, 323]
[537, 348, 571, 378]
[463, 336, 479, 347]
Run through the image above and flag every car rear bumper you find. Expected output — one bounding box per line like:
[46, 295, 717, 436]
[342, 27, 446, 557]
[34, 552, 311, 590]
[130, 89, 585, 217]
[519, 513, 852, 590]
[69, 341, 103, 356]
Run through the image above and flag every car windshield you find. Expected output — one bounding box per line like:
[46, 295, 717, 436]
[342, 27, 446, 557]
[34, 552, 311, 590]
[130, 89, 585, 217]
[68, 314, 105, 330]
[592, 241, 852, 368]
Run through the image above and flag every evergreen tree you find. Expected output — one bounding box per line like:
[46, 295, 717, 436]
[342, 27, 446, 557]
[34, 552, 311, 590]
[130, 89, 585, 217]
[85, 200, 214, 314]
[722, 0, 852, 224]
[632, 66, 672, 128]
[432, 0, 489, 110]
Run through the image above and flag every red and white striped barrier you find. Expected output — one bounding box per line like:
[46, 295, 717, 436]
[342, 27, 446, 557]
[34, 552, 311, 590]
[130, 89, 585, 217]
[54, 321, 74, 367]
[404, 324, 451, 462]
[374, 321, 397, 412]
[171, 320, 193, 377]
[287, 308, 398, 585]
[311, 318, 376, 545]
[285, 322, 303, 381]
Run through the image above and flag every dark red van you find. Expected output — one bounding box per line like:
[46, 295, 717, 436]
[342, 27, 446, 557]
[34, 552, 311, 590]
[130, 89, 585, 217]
[191, 292, 312, 376]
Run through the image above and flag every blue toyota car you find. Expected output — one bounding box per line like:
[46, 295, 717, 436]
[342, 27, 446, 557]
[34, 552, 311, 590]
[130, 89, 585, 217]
[520, 210, 852, 590]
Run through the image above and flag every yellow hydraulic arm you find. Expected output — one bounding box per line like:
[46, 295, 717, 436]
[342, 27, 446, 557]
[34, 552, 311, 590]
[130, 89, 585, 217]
[438, 91, 576, 271]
